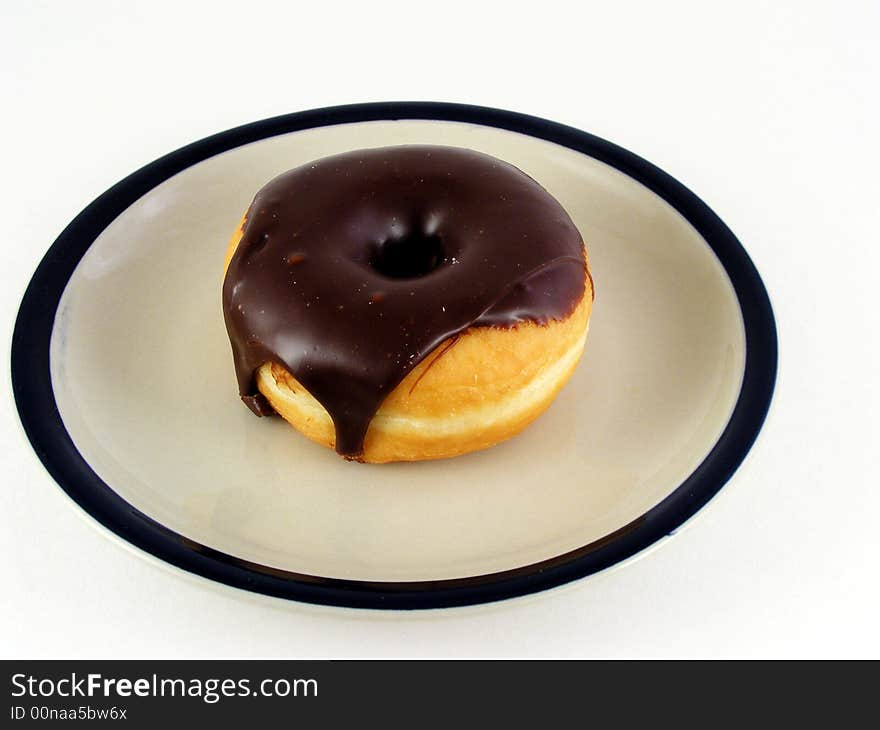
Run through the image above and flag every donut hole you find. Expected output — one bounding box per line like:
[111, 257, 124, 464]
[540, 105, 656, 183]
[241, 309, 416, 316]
[370, 233, 445, 279]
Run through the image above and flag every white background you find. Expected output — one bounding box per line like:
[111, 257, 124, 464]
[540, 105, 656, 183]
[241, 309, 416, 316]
[1, 0, 877, 658]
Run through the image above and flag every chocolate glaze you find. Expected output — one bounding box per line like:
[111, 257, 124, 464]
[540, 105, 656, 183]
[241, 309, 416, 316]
[222, 145, 586, 458]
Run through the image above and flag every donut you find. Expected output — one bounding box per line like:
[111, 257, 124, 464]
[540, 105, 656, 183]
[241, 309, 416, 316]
[222, 145, 593, 463]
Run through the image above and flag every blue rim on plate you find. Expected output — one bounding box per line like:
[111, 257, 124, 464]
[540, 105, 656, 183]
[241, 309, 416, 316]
[10, 102, 777, 609]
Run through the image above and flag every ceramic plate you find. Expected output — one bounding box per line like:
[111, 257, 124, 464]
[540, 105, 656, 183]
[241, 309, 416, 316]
[11, 103, 776, 609]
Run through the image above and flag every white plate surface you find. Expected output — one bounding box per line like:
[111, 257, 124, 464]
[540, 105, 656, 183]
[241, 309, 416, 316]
[49, 120, 745, 582]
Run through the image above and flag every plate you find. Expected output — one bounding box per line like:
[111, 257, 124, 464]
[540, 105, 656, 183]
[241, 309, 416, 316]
[11, 103, 776, 609]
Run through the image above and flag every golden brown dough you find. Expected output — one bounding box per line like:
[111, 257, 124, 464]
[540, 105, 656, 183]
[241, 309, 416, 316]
[224, 216, 592, 463]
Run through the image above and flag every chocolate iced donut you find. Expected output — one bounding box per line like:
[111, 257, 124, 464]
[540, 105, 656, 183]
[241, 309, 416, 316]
[222, 145, 592, 462]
